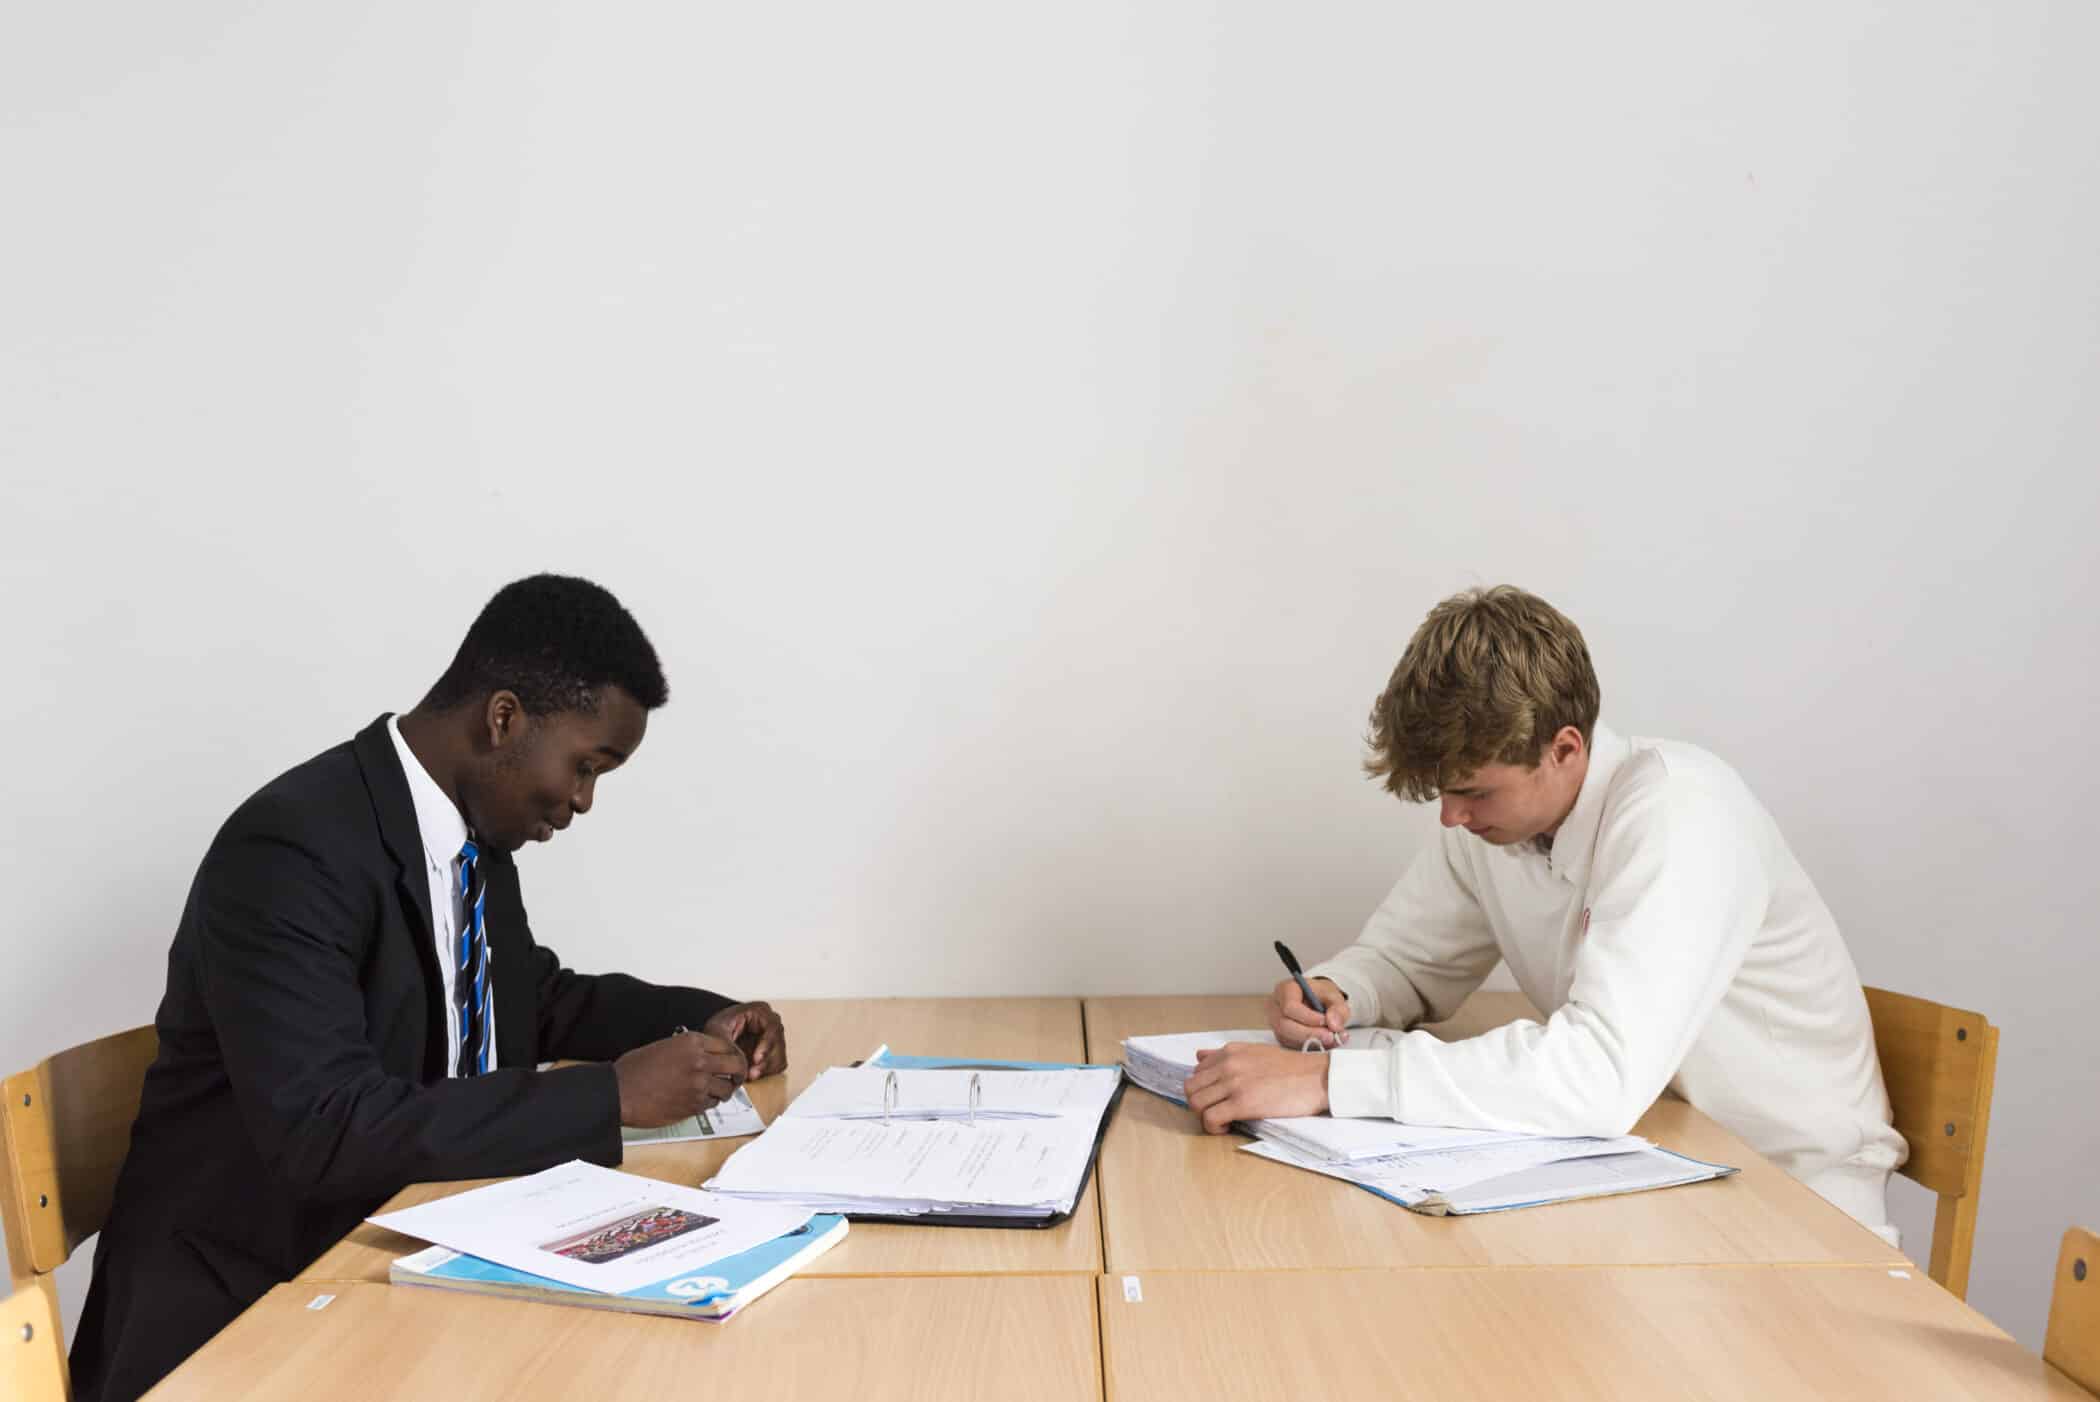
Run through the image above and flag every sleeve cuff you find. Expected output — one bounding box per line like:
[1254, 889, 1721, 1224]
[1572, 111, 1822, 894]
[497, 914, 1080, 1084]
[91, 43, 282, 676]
[1305, 963, 1380, 1028]
[579, 1062, 626, 1165]
[1325, 1047, 1398, 1120]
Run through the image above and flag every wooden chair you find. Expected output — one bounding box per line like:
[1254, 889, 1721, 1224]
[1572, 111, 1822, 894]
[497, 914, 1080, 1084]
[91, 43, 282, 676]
[1862, 987, 1998, 1299]
[0, 1025, 159, 1400]
[2049, 1227, 2100, 1397]
[2, 1278, 67, 1402]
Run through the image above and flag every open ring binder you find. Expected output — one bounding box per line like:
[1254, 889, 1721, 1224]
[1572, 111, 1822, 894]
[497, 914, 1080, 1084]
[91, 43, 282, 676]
[879, 1069, 986, 1127]
[718, 1056, 1128, 1230]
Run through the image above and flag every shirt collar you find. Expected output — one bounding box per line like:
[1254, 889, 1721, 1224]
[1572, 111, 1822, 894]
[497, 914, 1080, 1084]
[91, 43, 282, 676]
[1546, 720, 1628, 888]
[386, 713, 470, 873]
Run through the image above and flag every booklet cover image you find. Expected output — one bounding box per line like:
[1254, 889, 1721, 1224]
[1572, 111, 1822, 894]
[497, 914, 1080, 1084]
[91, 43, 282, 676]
[541, 1207, 719, 1266]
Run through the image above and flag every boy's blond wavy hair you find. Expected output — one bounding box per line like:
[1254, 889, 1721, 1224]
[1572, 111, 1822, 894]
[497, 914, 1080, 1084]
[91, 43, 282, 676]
[1365, 586, 1601, 801]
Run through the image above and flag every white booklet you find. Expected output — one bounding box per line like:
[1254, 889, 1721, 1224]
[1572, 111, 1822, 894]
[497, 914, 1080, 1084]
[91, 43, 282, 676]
[369, 1160, 816, 1296]
[1244, 1137, 1736, 1213]
[620, 1087, 767, 1145]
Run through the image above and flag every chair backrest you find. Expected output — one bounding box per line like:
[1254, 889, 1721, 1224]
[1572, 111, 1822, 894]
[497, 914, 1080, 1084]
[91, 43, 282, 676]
[1, 1026, 158, 1280]
[2049, 1227, 2100, 1397]
[1, 1277, 68, 1402]
[1862, 987, 1998, 1300]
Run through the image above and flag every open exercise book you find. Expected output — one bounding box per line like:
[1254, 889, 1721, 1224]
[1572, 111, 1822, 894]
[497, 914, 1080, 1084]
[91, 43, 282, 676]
[1123, 1028, 1735, 1214]
[703, 1050, 1126, 1226]
[373, 1161, 847, 1321]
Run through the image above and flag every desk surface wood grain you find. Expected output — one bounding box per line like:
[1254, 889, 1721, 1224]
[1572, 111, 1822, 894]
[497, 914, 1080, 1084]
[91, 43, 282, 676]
[149, 1275, 1100, 1402]
[1098, 1267, 2081, 1402]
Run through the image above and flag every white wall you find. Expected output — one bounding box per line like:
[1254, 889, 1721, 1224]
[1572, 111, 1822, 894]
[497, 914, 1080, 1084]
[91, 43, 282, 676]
[5, 0, 2096, 1355]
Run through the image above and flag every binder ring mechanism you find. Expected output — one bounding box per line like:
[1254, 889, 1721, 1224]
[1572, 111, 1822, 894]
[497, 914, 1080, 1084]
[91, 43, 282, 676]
[878, 1069, 985, 1126]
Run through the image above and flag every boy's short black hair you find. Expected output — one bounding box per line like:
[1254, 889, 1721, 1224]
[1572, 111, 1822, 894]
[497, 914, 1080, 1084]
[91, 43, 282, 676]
[422, 574, 669, 716]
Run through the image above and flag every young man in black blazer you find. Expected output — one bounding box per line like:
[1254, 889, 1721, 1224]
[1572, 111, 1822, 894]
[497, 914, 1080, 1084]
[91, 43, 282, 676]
[70, 574, 781, 1402]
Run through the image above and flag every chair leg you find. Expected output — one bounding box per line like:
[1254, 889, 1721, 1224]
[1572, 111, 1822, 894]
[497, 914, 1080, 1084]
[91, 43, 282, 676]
[1929, 1192, 1979, 1300]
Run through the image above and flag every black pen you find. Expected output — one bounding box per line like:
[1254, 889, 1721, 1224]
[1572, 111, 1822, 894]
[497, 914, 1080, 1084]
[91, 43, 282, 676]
[1273, 941, 1346, 1045]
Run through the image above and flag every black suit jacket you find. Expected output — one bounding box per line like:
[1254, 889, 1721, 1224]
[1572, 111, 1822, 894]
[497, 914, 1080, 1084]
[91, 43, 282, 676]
[69, 716, 735, 1402]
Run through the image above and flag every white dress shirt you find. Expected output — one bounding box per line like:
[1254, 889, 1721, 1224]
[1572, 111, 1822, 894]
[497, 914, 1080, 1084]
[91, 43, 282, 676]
[387, 714, 496, 1076]
[1310, 722, 1907, 1243]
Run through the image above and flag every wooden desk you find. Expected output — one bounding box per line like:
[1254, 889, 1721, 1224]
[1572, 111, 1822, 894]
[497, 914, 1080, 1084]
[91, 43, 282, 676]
[300, 997, 1102, 1284]
[148, 1275, 1100, 1402]
[1085, 994, 1907, 1272]
[1098, 1267, 2081, 1401]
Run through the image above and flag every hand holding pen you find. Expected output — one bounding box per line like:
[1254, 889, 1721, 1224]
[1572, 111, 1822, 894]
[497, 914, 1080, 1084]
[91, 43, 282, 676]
[1269, 941, 1350, 1049]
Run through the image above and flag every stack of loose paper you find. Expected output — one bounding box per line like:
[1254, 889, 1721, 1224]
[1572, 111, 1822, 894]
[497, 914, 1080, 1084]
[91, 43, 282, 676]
[372, 1160, 845, 1321]
[1122, 1028, 1400, 1112]
[1122, 1028, 1735, 1213]
[1121, 1028, 1267, 1102]
[703, 1061, 1124, 1222]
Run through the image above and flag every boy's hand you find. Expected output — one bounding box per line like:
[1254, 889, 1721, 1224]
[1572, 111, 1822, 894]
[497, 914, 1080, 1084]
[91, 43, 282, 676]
[1267, 976, 1350, 1049]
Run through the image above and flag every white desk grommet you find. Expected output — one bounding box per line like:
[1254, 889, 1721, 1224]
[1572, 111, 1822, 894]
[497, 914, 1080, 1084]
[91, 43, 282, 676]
[1887, 1270, 1911, 1280]
[1122, 1276, 1143, 1303]
[306, 1294, 336, 1310]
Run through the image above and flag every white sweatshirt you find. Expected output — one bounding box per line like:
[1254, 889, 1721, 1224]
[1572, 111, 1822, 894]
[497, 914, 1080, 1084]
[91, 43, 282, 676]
[1310, 723, 1907, 1243]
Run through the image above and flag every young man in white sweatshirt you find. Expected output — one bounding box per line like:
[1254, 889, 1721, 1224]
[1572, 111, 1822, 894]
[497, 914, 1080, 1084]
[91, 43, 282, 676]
[1182, 585, 1908, 1243]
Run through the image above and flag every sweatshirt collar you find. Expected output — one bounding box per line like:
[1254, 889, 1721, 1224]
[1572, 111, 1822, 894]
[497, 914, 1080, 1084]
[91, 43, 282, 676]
[1546, 721, 1627, 888]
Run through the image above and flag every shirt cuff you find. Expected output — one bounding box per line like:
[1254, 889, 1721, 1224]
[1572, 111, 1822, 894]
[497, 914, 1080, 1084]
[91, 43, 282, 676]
[1325, 1047, 1398, 1120]
[1305, 964, 1380, 1028]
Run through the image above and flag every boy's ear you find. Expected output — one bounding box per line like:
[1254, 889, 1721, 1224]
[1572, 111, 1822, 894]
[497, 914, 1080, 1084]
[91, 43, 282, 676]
[484, 690, 527, 750]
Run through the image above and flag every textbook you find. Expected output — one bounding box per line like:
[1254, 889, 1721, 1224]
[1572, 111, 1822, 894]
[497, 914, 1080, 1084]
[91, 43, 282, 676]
[391, 1213, 849, 1320]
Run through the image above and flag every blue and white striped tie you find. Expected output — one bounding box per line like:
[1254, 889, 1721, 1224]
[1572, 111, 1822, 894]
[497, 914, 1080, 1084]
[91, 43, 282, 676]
[456, 838, 491, 1076]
